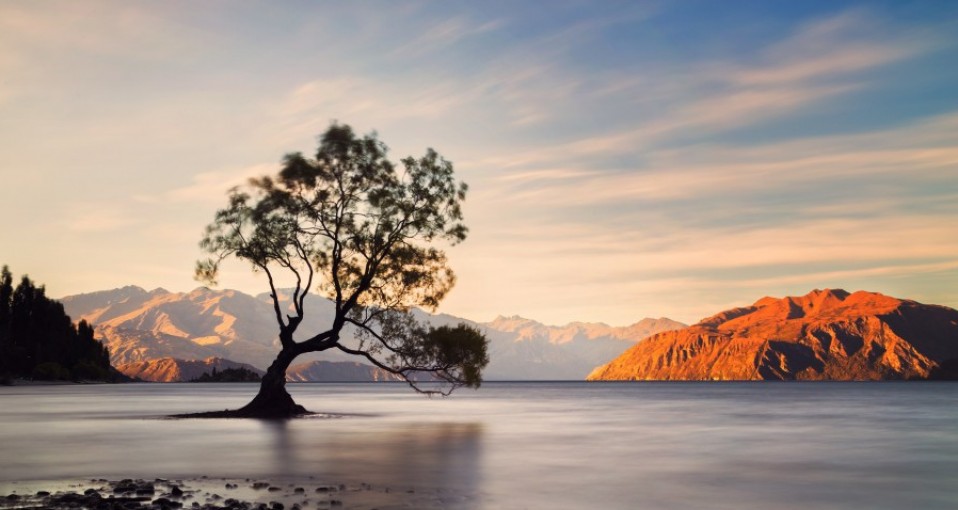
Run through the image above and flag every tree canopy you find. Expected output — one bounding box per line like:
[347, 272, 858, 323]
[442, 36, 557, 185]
[195, 123, 488, 416]
[0, 265, 114, 383]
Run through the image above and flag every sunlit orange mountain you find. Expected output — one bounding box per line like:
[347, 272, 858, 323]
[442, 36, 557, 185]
[116, 357, 264, 382]
[587, 289, 958, 381]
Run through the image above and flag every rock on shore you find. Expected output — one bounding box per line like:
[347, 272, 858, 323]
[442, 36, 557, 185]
[0, 476, 470, 510]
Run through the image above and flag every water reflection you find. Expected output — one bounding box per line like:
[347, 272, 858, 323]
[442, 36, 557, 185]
[261, 418, 483, 494]
[3, 383, 958, 510]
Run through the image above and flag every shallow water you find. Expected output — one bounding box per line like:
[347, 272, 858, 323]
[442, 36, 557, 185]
[1, 382, 957, 509]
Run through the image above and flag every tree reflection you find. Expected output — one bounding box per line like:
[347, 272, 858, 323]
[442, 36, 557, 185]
[261, 419, 483, 499]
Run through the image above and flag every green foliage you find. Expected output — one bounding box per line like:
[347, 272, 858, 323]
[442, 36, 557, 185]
[0, 265, 115, 382]
[197, 124, 467, 312]
[197, 123, 488, 396]
[31, 361, 71, 381]
[415, 324, 489, 388]
[73, 360, 110, 381]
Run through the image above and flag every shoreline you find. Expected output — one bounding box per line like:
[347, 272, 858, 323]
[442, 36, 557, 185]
[2, 378, 118, 386]
[0, 476, 466, 510]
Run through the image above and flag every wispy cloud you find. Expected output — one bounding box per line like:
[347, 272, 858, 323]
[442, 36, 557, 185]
[452, 209, 958, 323]
[494, 168, 599, 184]
[3, 2, 956, 325]
[470, 8, 929, 172]
[0, 2, 204, 62]
[474, 211, 958, 274]
[480, 109, 958, 209]
[66, 205, 140, 233]
[389, 16, 503, 58]
[727, 9, 922, 86]
[138, 163, 278, 205]
[697, 260, 958, 291]
[269, 76, 480, 147]
[455, 105, 958, 323]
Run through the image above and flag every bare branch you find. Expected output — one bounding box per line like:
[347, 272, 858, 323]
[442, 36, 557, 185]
[260, 263, 289, 335]
[334, 343, 453, 397]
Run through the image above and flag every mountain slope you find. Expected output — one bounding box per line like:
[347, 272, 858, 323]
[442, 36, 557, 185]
[116, 357, 265, 382]
[61, 287, 349, 369]
[62, 286, 684, 380]
[588, 289, 958, 381]
[479, 315, 684, 379]
[286, 361, 404, 382]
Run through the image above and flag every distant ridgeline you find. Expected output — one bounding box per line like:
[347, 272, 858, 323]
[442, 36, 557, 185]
[0, 266, 116, 383]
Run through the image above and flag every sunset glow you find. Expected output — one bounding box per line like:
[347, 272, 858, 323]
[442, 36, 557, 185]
[1, 1, 956, 325]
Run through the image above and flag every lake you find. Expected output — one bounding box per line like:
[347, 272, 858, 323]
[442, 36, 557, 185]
[1, 382, 957, 509]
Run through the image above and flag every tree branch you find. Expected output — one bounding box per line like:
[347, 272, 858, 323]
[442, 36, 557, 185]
[260, 264, 289, 337]
[334, 343, 454, 396]
[297, 329, 339, 352]
[344, 317, 405, 356]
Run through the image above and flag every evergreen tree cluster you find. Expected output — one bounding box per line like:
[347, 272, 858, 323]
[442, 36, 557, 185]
[0, 265, 114, 382]
[191, 366, 262, 383]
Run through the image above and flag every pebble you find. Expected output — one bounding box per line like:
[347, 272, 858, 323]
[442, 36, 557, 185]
[0, 477, 443, 510]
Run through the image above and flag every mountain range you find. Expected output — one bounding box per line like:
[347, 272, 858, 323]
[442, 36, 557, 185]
[115, 357, 406, 383]
[116, 357, 264, 382]
[588, 289, 958, 381]
[60, 286, 685, 381]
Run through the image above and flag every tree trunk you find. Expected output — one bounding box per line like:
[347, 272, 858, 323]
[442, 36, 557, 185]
[236, 347, 308, 418]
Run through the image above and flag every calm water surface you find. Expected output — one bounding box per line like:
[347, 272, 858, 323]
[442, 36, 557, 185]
[1, 382, 957, 509]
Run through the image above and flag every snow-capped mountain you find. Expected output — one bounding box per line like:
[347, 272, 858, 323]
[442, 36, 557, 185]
[61, 286, 685, 380]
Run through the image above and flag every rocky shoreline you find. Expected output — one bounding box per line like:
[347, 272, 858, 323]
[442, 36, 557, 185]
[0, 477, 467, 510]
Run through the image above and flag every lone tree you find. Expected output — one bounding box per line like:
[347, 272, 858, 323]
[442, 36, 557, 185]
[194, 123, 488, 418]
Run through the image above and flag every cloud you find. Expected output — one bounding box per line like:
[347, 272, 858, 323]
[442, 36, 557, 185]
[268, 76, 480, 147]
[469, 8, 931, 172]
[524, 82, 858, 160]
[3, 3, 955, 326]
[459, 97, 958, 324]
[728, 9, 922, 86]
[141, 163, 278, 205]
[451, 207, 958, 324]
[0, 2, 203, 62]
[389, 16, 503, 58]
[695, 260, 958, 291]
[66, 205, 140, 233]
[493, 168, 599, 184]
[731, 44, 913, 87]
[480, 108, 958, 209]
[476, 211, 958, 275]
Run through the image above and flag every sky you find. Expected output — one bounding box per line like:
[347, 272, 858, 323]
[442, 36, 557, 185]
[1, 1, 957, 326]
